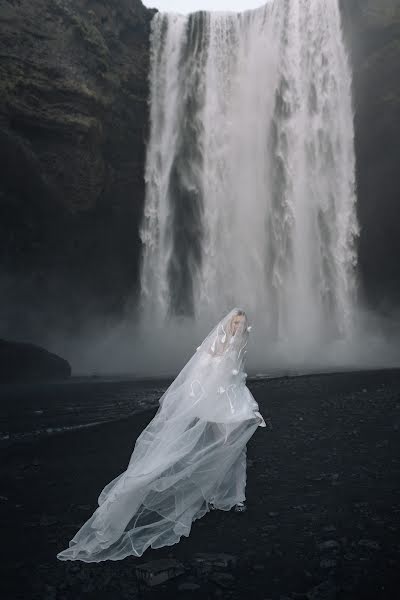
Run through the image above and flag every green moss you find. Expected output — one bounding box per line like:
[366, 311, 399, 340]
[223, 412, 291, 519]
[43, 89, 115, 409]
[54, 0, 109, 58]
[70, 14, 108, 57]
[1, 62, 97, 102]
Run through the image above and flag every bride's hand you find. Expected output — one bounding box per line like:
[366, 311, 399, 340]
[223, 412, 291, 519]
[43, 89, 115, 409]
[254, 410, 266, 427]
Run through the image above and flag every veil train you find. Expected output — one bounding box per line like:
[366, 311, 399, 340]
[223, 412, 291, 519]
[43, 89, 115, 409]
[57, 307, 265, 562]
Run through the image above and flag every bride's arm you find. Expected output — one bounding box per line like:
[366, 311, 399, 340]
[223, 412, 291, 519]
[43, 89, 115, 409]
[205, 337, 227, 357]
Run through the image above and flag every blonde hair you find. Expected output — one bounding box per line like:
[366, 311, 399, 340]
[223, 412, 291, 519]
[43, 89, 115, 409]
[228, 310, 247, 335]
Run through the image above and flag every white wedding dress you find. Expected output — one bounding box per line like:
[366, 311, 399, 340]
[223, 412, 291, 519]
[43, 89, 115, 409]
[57, 308, 265, 562]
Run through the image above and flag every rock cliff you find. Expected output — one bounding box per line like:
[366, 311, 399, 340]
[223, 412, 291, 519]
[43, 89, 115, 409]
[0, 338, 71, 381]
[340, 0, 400, 312]
[0, 0, 155, 339]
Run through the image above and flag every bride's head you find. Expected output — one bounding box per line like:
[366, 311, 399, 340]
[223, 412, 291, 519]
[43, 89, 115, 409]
[196, 307, 250, 359]
[229, 309, 248, 337]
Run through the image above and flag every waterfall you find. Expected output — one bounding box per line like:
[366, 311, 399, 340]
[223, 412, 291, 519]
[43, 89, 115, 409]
[139, 0, 360, 368]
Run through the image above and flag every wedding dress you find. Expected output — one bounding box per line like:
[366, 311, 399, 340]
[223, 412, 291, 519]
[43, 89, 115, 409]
[57, 308, 266, 562]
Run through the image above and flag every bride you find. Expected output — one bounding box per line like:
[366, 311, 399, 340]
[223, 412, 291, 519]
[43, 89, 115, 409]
[57, 308, 267, 562]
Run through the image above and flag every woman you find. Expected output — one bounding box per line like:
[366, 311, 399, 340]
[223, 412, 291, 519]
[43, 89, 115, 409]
[57, 308, 267, 562]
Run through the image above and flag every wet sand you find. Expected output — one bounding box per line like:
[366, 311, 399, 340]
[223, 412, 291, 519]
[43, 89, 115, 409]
[2, 369, 400, 599]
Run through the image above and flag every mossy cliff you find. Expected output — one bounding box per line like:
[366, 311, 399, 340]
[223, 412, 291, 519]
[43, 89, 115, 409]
[0, 0, 155, 338]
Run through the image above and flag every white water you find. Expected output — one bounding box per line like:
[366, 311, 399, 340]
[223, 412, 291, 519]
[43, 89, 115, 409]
[139, 0, 361, 370]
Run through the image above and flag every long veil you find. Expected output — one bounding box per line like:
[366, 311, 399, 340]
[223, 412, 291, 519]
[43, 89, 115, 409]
[57, 308, 262, 562]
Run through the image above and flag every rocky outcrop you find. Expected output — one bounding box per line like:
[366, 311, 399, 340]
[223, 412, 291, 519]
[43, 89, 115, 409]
[0, 339, 71, 381]
[339, 0, 400, 312]
[0, 0, 155, 339]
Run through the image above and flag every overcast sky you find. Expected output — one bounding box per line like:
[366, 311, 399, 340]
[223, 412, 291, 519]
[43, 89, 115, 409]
[142, 1, 266, 13]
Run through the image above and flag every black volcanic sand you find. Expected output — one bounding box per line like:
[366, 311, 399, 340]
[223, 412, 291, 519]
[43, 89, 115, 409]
[2, 369, 400, 600]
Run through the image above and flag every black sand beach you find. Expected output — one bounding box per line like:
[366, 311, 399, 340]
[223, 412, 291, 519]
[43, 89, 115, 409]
[2, 369, 400, 599]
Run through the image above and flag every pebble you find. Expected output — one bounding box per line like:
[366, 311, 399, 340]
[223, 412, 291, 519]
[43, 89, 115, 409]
[318, 540, 340, 551]
[306, 579, 337, 600]
[322, 524, 336, 532]
[344, 552, 356, 560]
[320, 558, 337, 569]
[209, 573, 235, 589]
[135, 558, 185, 586]
[40, 515, 58, 526]
[178, 582, 201, 591]
[358, 539, 381, 550]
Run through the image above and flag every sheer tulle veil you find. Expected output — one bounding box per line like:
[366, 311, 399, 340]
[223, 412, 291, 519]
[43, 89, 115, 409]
[57, 307, 263, 562]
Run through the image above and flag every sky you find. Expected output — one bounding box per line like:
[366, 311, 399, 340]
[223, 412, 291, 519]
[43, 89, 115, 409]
[142, 1, 266, 14]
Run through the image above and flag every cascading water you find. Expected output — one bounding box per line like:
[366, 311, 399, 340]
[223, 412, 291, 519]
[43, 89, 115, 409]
[139, 0, 360, 370]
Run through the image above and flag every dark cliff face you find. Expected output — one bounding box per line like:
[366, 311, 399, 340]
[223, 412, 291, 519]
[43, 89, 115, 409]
[0, 0, 155, 340]
[339, 0, 400, 313]
[0, 338, 71, 382]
